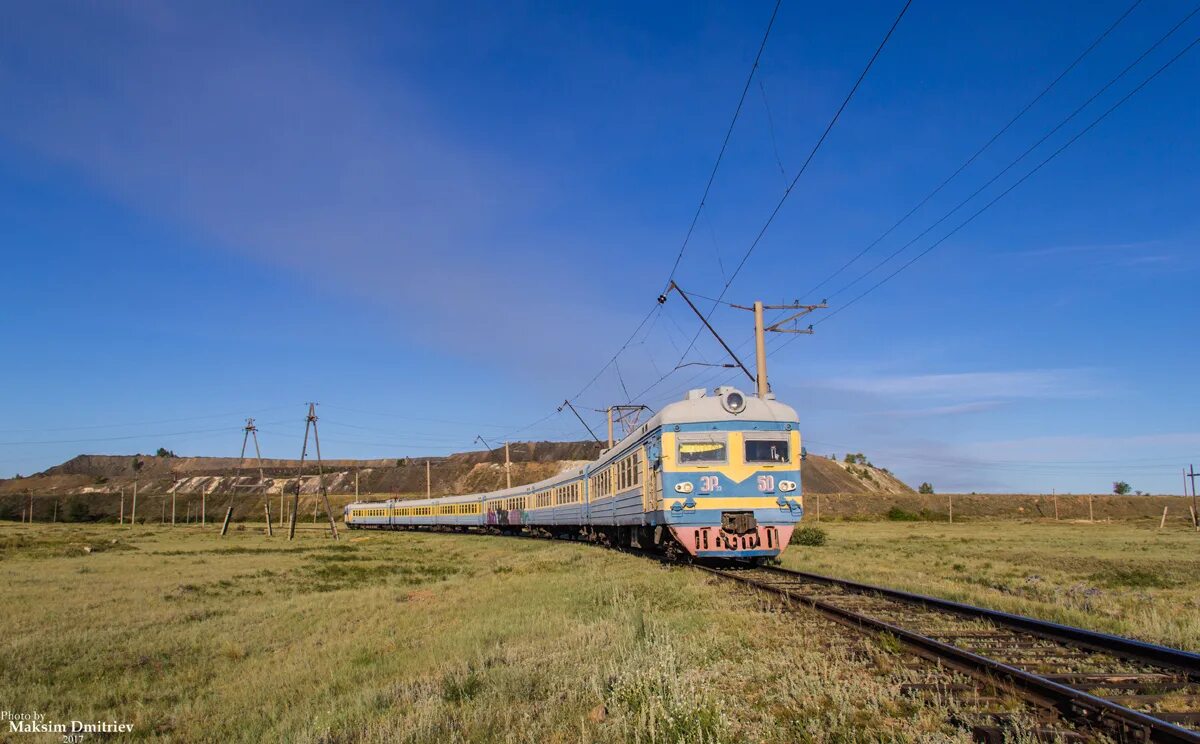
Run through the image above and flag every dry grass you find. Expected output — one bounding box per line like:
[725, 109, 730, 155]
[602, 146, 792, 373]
[0, 523, 985, 742]
[781, 520, 1200, 651]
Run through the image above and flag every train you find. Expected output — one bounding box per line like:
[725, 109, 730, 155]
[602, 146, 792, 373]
[344, 386, 805, 561]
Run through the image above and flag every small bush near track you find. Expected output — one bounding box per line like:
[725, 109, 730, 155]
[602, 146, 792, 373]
[791, 526, 828, 546]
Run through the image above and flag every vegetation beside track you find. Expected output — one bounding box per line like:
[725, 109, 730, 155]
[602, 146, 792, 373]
[781, 520, 1200, 651]
[1, 524, 980, 743]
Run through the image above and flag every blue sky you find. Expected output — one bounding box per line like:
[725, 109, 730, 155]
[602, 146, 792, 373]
[1, 0, 1197, 493]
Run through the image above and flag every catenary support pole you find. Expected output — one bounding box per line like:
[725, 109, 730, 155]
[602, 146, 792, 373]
[754, 300, 768, 398]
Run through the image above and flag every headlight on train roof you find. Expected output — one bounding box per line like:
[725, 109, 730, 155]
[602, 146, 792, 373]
[778, 480, 797, 492]
[721, 389, 746, 414]
[674, 482, 694, 494]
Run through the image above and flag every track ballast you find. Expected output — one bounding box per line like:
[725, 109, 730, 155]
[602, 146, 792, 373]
[699, 563, 1200, 743]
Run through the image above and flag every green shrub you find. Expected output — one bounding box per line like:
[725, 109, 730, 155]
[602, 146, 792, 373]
[791, 526, 827, 546]
[67, 498, 91, 522]
[886, 506, 920, 521]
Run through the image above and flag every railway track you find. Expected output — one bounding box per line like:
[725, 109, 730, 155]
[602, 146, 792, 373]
[699, 563, 1200, 743]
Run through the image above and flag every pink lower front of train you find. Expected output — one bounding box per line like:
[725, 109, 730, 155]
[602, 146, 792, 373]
[669, 525, 794, 557]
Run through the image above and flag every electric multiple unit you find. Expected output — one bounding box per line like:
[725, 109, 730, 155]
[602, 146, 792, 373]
[345, 386, 804, 560]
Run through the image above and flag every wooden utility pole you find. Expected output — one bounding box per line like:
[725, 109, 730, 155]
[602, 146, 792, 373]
[504, 441, 512, 490]
[171, 479, 178, 527]
[52, 498, 57, 523]
[264, 502, 273, 537]
[119, 488, 125, 525]
[948, 492, 954, 524]
[201, 489, 206, 527]
[354, 470, 360, 499]
[220, 504, 233, 536]
[1188, 465, 1200, 530]
[1088, 494, 1095, 523]
[1053, 493, 1059, 521]
[426, 460, 431, 498]
[131, 479, 138, 525]
[290, 403, 338, 541]
[1160, 506, 1169, 529]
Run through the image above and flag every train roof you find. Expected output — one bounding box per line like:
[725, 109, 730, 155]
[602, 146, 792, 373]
[345, 387, 797, 510]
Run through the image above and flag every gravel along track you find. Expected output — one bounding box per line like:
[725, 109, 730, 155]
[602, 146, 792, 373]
[700, 565, 1200, 743]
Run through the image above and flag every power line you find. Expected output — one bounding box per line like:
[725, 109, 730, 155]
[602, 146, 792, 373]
[820, 1, 1200, 309]
[798, 0, 1146, 301]
[815, 26, 1200, 327]
[662, 0, 786, 290]
[540, 2, 792, 421]
[0, 405, 295, 434]
[0, 425, 241, 446]
[673, 0, 914, 366]
[627, 0, 914, 406]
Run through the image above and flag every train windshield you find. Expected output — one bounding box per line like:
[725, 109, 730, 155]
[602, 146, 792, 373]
[678, 434, 728, 464]
[745, 438, 790, 463]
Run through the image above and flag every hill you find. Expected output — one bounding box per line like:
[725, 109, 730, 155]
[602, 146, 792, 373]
[0, 444, 910, 522]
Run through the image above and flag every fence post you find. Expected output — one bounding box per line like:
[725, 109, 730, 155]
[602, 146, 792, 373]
[1088, 494, 1094, 523]
[265, 502, 273, 537]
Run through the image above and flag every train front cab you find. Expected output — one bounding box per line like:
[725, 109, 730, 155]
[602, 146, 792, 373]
[659, 425, 803, 559]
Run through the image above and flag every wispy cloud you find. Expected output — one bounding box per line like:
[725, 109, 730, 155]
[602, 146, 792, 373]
[878, 400, 1002, 418]
[814, 369, 1102, 400]
[1005, 240, 1182, 268]
[0, 4, 636, 374]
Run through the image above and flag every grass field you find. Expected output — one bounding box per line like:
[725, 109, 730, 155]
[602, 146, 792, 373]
[1, 524, 981, 743]
[782, 520, 1200, 651]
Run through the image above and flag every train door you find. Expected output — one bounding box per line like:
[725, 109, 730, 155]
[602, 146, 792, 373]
[643, 440, 663, 513]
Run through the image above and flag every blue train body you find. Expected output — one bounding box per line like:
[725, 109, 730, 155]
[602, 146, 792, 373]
[346, 387, 805, 559]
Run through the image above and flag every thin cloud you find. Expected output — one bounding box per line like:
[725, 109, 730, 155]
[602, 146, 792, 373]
[1005, 240, 1183, 268]
[0, 3, 633, 374]
[877, 400, 1002, 418]
[815, 369, 1102, 400]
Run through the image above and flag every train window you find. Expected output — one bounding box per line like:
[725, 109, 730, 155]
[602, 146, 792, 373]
[678, 434, 728, 464]
[745, 434, 791, 463]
